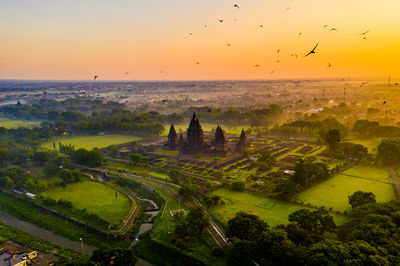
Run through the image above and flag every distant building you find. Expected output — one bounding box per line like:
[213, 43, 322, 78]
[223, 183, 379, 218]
[213, 125, 228, 156]
[25, 193, 36, 200]
[164, 124, 179, 150]
[236, 129, 247, 154]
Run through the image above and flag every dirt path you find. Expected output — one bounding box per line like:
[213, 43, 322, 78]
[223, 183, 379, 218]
[389, 167, 400, 199]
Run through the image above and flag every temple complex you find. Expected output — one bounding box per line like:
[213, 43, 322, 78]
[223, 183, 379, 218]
[165, 112, 246, 156]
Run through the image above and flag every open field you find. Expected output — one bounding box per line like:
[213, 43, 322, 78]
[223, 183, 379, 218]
[41, 181, 132, 226]
[152, 148, 179, 157]
[209, 188, 346, 227]
[295, 174, 396, 212]
[162, 123, 251, 136]
[42, 134, 142, 150]
[346, 135, 382, 154]
[0, 117, 42, 128]
[342, 165, 391, 183]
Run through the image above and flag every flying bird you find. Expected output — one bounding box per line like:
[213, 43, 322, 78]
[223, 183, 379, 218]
[291, 53, 298, 58]
[93, 75, 98, 80]
[218, 19, 223, 23]
[196, 62, 200, 65]
[323, 25, 328, 29]
[123, 72, 129, 75]
[227, 43, 231, 47]
[204, 25, 207, 28]
[271, 69, 276, 74]
[189, 33, 193, 35]
[276, 60, 280, 63]
[360, 82, 366, 88]
[287, 7, 291, 10]
[304, 43, 318, 57]
[234, 4, 240, 9]
[327, 63, 332, 68]
[330, 28, 337, 31]
[253, 65, 261, 67]
[298, 32, 303, 37]
[259, 25, 263, 28]
[277, 49, 280, 53]
[360, 30, 369, 35]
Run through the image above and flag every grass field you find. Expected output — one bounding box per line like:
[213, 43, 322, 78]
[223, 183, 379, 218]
[152, 148, 179, 157]
[209, 188, 346, 227]
[346, 135, 382, 154]
[342, 165, 392, 183]
[41, 181, 132, 226]
[42, 134, 142, 150]
[295, 174, 396, 212]
[0, 117, 42, 128]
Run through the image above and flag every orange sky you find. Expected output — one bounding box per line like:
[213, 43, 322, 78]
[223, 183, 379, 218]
[1, 0, 400, 80]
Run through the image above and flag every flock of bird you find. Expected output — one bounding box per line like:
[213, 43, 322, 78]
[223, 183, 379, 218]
[91, 2, 396, 108]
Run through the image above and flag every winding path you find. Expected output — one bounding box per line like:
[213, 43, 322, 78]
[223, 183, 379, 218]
[389, 167, 400, 199]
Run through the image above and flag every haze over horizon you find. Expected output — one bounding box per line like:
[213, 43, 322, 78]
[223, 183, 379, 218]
[1, 0, 399, 81]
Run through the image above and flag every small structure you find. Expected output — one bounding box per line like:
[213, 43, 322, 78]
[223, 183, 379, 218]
[164, 124, 179, 150]
[180, 113, 211, 154]
[236, 129, 247, 154]
[213, 125, 228, 156]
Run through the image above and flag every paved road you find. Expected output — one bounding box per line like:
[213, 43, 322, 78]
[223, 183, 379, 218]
[0, 209, 97, 255]
[389, 167, 400, 198]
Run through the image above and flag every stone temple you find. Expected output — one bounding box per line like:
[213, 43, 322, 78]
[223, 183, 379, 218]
[164, 124, 179, 149]
[166, 112, 246, 156]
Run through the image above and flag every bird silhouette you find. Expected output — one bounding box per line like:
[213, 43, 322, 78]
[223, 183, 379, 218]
[277, 49, 280, 53]
[395, 83, 399, 86]
[123, 72, 129, 75]
[196, 62, 200, 65]
[204, 25, 207, 28]
[304, 43, 318, 57]
[93, 75, 98, 80]
[287, 7, 291, 10]
[360, 30, 369, 35]
[360, 82, 366, 88]
[291, 53, 298, 59]
[218, 19, 223, 23]
[298, 99, 302, 103]
[227, 43, 231, 47]
[234, 4, 240, 9]
[271, 69, 276, 74]
[259, 25, 263, 28]
[298, 32, 303, 36]
[327, 63, 332, 68]
[323, 25, 328, 29]
[253, 65, 260, 67]
[276, 60, 280, 63]
[330, 28, 337, 31]
[383, 101, 386, 104]
[189, 33, 193, 35]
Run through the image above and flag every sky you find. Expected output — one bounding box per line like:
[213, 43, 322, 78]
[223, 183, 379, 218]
[1, 0, 400, 81]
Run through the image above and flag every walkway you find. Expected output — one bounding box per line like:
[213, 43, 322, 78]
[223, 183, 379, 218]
[389, 167, 400, 198]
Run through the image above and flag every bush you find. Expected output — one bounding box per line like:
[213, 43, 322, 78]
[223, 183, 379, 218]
[230, 181, 245, 191]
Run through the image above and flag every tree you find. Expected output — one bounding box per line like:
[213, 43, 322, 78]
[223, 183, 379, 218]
[288, 209, 336, 236]
[129, 153, 143, 164]
[230, 181, 245, 191]
[377, 138, 400, 166]
[169, 169, 181, 184]
[226, 212, 269, 241]
[186, 206, 210, 237]
[348, 191, 376, 208]
[227, 240, 254, 266]
[324, 129, 341, 150]
[91, 246, 137, 266]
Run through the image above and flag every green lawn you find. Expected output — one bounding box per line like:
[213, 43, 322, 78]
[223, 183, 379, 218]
[295, 174, 396, 212]
[0, 117, 42, 128]
[209, 188, 346, 227]
[104, 158, 150, 174]
[342, 165, 392, 183]
[345, 135, 382, 154]
[41, 181, 133, 226]
[42, 134, 142, 150]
